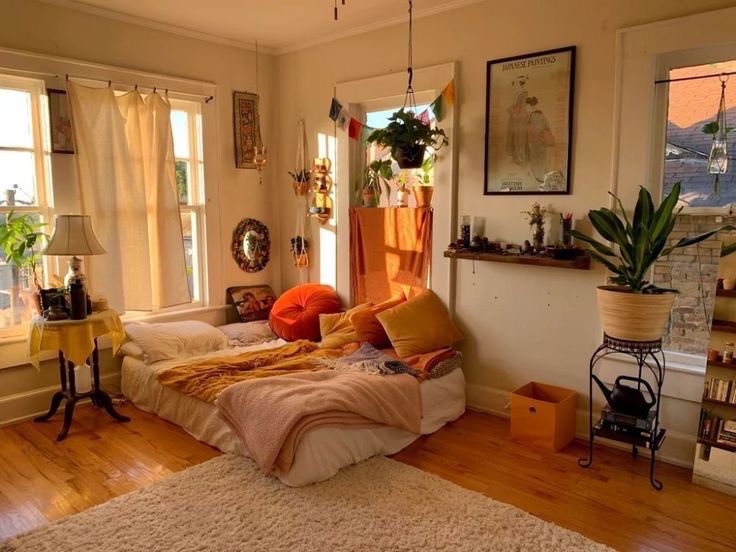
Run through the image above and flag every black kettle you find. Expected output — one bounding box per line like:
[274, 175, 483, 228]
[592, 375, 656, 419]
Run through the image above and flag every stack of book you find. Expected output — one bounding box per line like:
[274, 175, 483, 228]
[704, 377, 736, 404]
[699, 409, 736, 448]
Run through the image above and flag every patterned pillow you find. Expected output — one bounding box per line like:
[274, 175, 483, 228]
[226, 285, 277, 322]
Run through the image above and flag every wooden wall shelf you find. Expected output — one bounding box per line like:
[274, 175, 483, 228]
[443, 250, 591, 270]
[708, 359, 736, 371]
[697, 437, 736, 453]
[702, 396, 736, 409]
[716, 288, 736, 298]
[712, 319, 736, 334]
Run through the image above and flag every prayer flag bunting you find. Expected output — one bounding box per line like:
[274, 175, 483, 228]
[348, 117, 363, 140]
[441, 80, 455, 106]
[430, 95, 444, 121]
[418, 109, 430, 124]
[329, 98, 343, 121]
[336, 108, 350, 131]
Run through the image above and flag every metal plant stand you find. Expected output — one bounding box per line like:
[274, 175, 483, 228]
[578, 334, 667, 490]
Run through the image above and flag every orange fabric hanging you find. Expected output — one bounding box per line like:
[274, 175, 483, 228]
[349, 207, 433, 305]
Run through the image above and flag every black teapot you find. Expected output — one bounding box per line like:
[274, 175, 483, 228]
[592, 374, 656, 419]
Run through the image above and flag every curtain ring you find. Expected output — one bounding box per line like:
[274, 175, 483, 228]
[107, 80, 112, 87]
[165, 88, 168, 96]
[719, 73, 729, 84]
[65, 74, 69, 81]
[153, 86, 157, 93]
[134, 84, 138, 91]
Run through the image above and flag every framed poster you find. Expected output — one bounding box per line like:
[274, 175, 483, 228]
[233, 90, 261, 169]
[47, 89, 74, 154]
[483, 46, 575, 195]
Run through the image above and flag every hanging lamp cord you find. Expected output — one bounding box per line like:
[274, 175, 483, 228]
[403, 0, 416, 112]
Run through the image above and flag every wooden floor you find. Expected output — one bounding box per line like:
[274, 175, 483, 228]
[1, 405, 735, 551]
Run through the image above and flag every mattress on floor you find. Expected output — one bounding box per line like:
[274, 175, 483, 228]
[120, 342, 466, 487]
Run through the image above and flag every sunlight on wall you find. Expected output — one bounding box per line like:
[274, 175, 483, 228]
[317, 132, 337, 289]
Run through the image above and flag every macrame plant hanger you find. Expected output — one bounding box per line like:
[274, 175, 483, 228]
[707, 74, 729, 198]
[403, 0, 417, 114]
[294, 119, 310, 281]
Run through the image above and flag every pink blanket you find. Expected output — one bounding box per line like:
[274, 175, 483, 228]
[215, 370, 422, 474]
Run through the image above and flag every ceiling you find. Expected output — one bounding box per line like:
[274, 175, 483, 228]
[46, 0, 483, 54]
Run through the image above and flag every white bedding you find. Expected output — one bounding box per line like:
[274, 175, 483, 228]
[120, 340, 466, 486]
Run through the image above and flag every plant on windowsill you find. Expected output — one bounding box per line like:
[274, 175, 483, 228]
[0, 211, 48, 315]
[413, 153, 436, 207]
[571, 182, 734, 342]
[366, 109, 448, 169]
[356, 159, 395, 208]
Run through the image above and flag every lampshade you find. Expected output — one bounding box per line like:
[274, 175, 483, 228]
[43, 215, 106, 256]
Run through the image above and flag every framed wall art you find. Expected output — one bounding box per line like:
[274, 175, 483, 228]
[47, 89, 75, 154]
[483, 46, 576, 195]
[233, 90, 261, 169]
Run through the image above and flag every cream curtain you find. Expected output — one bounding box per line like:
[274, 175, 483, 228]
[67, 82, 191, 312]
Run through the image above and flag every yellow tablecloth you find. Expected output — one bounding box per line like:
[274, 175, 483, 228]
[27, 309, 125, 369]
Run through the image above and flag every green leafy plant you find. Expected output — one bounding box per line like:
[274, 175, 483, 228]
[702, 121, 734, 138]
[357, 159, 395, 204]
[288, 169, 311, 183]
[366, 109, 448, 158]
[0, 211, 47, 289]
[414, 153, 436, 185]
[571, 182, 733, 293]
[290, 235, 308, 253]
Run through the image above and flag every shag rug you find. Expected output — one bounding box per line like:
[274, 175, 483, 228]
[1, 455, 612, 552]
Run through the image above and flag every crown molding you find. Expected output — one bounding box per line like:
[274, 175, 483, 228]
[274, 0, 485, 55]
[36, 0, 485, 57]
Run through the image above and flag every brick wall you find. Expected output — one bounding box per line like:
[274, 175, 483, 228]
[654, 215, 723, 355]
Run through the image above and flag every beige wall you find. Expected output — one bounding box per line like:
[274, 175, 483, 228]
[274, 0, 736, 464]
[0, 0, 279, 423]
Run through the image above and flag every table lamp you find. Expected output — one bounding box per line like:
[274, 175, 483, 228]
[43, 214, 106, 287]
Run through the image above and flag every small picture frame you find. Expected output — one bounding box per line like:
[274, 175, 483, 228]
[47, 89, 75, 154]
[233, 91, 260, 169]
[483, 46, 576, 195]
[40, 288, 69, 315]
[226, 285, 277, 322]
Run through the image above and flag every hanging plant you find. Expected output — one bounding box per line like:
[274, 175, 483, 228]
[366, 109, 448, 169]
[290, 235, 309, 268]
[288, 169, 311, 196]
[702, 75, 732, 197]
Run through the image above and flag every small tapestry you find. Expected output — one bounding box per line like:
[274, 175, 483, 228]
[233, 91, 261, 169]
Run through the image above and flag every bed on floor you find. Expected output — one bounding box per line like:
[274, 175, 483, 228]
[120, 329, 465, 487]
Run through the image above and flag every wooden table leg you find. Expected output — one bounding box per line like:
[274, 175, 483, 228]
[34, 351, 68, 423]
[91, 338, 130, 423]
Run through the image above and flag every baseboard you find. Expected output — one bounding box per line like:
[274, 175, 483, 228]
[466, 382, 695, 469]
[0, 371, 121, 427]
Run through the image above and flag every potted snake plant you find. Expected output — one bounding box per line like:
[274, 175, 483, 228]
[572, 182, 732, 342]
[366, 109, 448, 169]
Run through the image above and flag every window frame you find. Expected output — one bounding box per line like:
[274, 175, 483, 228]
[169, 97, 206, 309]
[0, 74, 52, 340]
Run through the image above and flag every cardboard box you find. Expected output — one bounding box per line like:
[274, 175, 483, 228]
[510, 382, 577, 451]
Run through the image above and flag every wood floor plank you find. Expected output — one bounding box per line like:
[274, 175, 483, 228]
[0, 404, 734, 551]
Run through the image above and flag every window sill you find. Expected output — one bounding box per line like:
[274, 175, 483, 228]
[0, 304, 229, 370]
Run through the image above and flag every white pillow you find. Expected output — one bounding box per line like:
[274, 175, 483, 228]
[217, 321, 276, 347]
[118, 341, 145, 360]
[125, 320, 229, 364]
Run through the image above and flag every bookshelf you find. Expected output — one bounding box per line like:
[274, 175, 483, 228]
[697, 438, 736, 453]
[702, 396, 736, 408]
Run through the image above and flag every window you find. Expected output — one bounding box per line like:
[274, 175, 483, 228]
[0, 75, 50, 335]
[170, 98, 205, 304]
[663, 60, 736, 209]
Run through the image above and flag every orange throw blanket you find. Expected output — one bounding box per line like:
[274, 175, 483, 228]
[216, 370, 422, 474]
[157, 340, 343, 403]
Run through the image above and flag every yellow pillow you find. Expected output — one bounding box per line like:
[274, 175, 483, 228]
[319, 302, 371, 349]
[376, 290, 463, 357]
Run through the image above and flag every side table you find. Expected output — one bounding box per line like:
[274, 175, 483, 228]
[27, 309, 130, 441]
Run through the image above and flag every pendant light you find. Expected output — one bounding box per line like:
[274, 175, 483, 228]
[253, 39, 267, 184]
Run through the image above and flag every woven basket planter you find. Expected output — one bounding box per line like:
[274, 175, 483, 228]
[596, 286, 675, 342]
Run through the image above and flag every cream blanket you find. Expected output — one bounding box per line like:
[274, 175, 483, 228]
[216, 371, 422, 474]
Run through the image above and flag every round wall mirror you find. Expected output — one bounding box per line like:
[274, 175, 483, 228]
[232, 218, 270, 273]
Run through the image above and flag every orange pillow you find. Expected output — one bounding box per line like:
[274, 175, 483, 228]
[376, 289, 463, 357]
[351, 295, 405, 348]
[269, 284, 342, 342]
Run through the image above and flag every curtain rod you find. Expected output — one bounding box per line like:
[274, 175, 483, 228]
[655, 70, 736, 85]
[0, 65, 214, 103]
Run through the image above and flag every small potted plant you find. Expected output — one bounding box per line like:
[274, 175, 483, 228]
[288, 169, 311, 196]
[0, 211, 48, 315]
[521, 203, 548, 251]
[396, 173, 410, 207]
[572, 182, 732, 342]
[366, 109, 448, 169]
[357, 159, 394, 207]
[290, 236, 309, 268]
[412, 153, 436, 207]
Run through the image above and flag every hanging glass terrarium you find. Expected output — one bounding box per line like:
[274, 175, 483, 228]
[705, 75, 729, 176]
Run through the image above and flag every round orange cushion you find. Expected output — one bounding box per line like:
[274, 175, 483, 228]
[269, 284, 342, 342]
